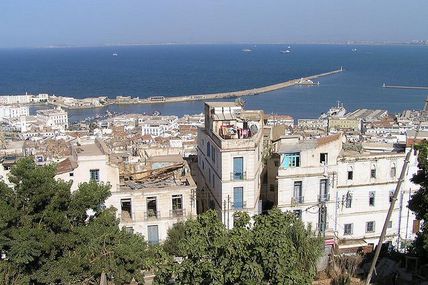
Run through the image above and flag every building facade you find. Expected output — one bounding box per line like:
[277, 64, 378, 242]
[196, 102, 265, 228]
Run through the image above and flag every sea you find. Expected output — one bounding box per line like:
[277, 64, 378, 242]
[1, 44, 428, 122]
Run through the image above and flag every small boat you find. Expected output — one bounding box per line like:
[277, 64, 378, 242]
[112, 53, 118, 56]
[280, 50, 291, 54]
[152, 111, 161, 116]
[352, 48, 357, 52]
[288, 46, 291, 49]
[241, 49, 252, 52]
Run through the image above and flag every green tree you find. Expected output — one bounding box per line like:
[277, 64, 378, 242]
[155, 208, 323, 285]
[0, 158, 153, 284]
[408, 141, 428, 262]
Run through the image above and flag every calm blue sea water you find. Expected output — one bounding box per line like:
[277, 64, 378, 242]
[1, 44, 428, 121]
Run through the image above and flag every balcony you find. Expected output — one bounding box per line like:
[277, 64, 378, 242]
[144, 210, 160, 220]
[232, 201, 247, 210]
[170, 208, 186, 218]
[318, 194, 330, 202]
[316, 222, 329, 233]
[230, 171, 247, 181]
[291, 196, 304, 206]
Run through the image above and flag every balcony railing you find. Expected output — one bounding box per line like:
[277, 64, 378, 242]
[318, 194, 330, 202]
[232, 201, 247, 210]
[291, 196, 305, 206]
[144, 210, 160, 220]
[170, 208, 186, 218]
[316, 222, 329, 232]
[230, 171, 247, 181]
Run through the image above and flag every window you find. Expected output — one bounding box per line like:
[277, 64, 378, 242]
[233, 187, 244, 209]
[146, 197, 158, 218]
[344, 223, 353, 235]
[319, 179, 329, 201]
[233, 157, 244, 180]
[211, 145, 215, 162]
[320, 153, 328, 165]
[389, 191, 394, 203]
[124, 226, 134, 234]
[293, 209, 302, 219]
[147, 225, 159, 245]
[345, 192, 352, 208]
[274, 160, 279, 167]
[413, 220, 421, 234]
[390, 163, 396, 178]
[347, 167, 353, 180]
[370, 164, 376, 178]
[366, 221, 375, 233]
[282, 153, 300, 169]
[293, 181, 303, 203]
[120, 198, 132, 222]
[206, 141, 210, 157]
[90, 169, 100, 182]
[212, 173, 215, 188]
[172, 194, 183, 216]
[369, 191, 375, 206]
[69, 172, 74, 177]
[387, 221, 393, 229]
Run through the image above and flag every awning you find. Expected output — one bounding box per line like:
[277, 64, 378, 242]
[338, 239, 368, 249]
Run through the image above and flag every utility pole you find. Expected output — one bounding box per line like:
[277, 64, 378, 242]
[397, 191, 404, 250]
[227, 195, 231, 229]
[365, 124, 419, 285]
[223, 200, 227, 226]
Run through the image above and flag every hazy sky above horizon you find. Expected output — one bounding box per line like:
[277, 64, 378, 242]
[1, 0, 428, 48]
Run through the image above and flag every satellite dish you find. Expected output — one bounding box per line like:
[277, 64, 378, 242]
[250, 124, 258, 134]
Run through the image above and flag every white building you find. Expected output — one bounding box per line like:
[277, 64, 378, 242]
[275, 134, 419, 252]
[55, 138, 120, 193]
[197, 102, 265, 228]
[276, 134, 342, 243]
[141, 116, 178, 137]
[36, 107, 69, 130]
[0, 94, 32, 105]
[0, 105, 30, 120]
[108, 155, 196, 244]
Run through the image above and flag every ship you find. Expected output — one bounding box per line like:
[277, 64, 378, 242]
[241, 49, 252, 52]
[280, 50, 291, 54]
[112, 53, 118, 56]
[319, 101, 347, 119]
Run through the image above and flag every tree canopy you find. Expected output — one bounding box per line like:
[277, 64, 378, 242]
[155, 208, 323, 285]
[0, 157, 153, 284]
[408, 141, 428, 261]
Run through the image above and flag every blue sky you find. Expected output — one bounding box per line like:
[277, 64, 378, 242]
[1, 0, 427, 48]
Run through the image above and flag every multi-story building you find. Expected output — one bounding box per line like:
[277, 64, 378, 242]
[141, 116, 178, 137]
[197, 102, 265, 228]
[0, 94, 32, 105]
[275, 134, 419, 252]
[276, 134, 342, 238]
[55, 138, 120, 193]
[335, 147, 419, 252]
[108, 154, 196, 244]
[0, 105, 30, 120]
[36, 107, 69, 130]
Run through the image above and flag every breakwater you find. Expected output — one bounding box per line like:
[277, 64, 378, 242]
[49, 68, 344, 110]
[382, 84, 428, 90]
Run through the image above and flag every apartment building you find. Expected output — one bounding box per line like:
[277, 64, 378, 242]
[336, 148, 419, 252]
[55, 138, 120, 193]
[36, 107, 69, 130]
[108, 155, 196, 244]
[276, 134, 342, 239]
[0, 105, 30, 120]
[275, 134, 419, 252]
[197, 102, 264, 228]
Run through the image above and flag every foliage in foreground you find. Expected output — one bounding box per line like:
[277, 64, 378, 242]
[156, 209, 323, 285]
[0, 158, 153, 284]
[408, 141, 428, 263]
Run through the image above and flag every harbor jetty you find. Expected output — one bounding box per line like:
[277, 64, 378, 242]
[44, 68, 343, 110]
[382, 83, 428, 90]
